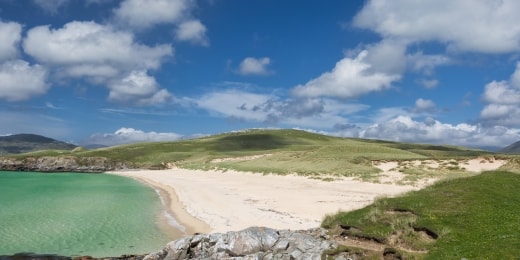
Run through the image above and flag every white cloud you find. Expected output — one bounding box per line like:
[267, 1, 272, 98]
[482, 80, 520, 105]
[480, 69, 520, 127]
[24, 21, 173, 74]
[175, 20, 209, 46]
[238, 57, 272, 75]
[113, 0, 189, 30]
[33, 0, 69, 14]
[354, 0, 520, 53]
[0, 21, 22, 61]
[0, 60, 48, 101]
[292, 50, 400, 98]
[196, 89, 274, 121]
[86, 127, 183, 146]
[195, 88, 369, 129]
[108, 70, 172, 105]
[360, 115, 520, 148]
[23, 21, 173, 104]
[413, 98, 436, 113]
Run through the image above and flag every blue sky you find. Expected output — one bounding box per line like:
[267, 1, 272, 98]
[1, 0, 520, 149]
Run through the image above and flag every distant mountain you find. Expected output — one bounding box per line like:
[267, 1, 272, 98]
[0, 134, 77, 155]
[500, 140, 520, 154]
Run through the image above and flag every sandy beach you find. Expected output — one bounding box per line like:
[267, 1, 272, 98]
[111, 168, 424, 235]
[110, 158, 506, 236]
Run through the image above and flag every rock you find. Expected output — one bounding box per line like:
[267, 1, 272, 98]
[143, 227, 338, 260]
[0, 156, 133, 173]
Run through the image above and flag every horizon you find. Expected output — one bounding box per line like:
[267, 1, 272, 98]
[1, 0, 520, 150]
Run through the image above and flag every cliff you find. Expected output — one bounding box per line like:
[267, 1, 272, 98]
[0, 156, 133, 173]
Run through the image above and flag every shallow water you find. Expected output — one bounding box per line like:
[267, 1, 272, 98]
[0, 171, 173, 257]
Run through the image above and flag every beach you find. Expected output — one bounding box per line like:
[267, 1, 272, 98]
[111, 158, 506, 236]
[111, 168, 428, 235]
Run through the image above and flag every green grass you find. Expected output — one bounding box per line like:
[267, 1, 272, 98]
[7, 129, 495, 178]
[322, 171, 520, 259]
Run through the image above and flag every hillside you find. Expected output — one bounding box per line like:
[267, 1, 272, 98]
[0, 134, 77, 155]
[500, 140, 520, 154]
[48, 129, 490, 176]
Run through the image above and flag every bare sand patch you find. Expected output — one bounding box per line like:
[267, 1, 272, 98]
[373, 158, 506, 184]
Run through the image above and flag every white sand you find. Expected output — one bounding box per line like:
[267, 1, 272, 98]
[111, 169, 422, 234]
[460, 158, 506, 172]
[111, 157, 506, 236]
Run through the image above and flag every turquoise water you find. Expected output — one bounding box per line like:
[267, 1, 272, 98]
[0, 171, 173, 257]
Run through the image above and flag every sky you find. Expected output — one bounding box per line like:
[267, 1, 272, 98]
[1, 0, 520, 149]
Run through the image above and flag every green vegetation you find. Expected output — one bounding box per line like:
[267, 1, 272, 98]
[322, 171, 520, 259]
[9, 129, 493, 178]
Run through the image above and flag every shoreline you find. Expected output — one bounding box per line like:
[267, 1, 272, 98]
[110, 171, 211, 238]
[109, 168, 427, 235]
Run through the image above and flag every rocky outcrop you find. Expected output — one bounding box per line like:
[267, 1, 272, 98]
[143, 227, 338, 260]
[0, 156, 133, 173]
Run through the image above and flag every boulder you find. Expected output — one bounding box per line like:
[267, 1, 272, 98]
[143, 227, 337, 260]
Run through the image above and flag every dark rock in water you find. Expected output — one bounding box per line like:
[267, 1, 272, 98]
[143, 226, 337, 260]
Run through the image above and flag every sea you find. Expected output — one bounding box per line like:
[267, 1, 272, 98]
[0, 171, 174, 257]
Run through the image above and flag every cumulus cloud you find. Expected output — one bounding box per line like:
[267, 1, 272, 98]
[0, 21, 22, 60]
[108, 70, 172, 105]
[195, 88, 369, 128]
[113, 0, 188, 29]
[196, 89, 274, 121]
[24, 21, 173, 75]
[412, 98, 436, 113]
[354, 0, 520, 53]
[359, 115, 519, 148]
[292, 50, 400, 99]
[86, 127, 183, 146]
[480, 80, 520, 127]
[22, 21, 173, 105]
[238, 57, 272, 75]
[479, 63, 520, 127]
[0, 60, 48, 101]
[175, 20, 209, 46]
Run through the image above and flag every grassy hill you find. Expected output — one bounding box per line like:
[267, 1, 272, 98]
[500, 140, 520, 154]
[51, 129, 491, 178]
[0, 134, 77, 155]
[321, 171, 520, 259]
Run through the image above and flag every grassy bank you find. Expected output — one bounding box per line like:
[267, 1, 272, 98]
[322, 171, 520, 259]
